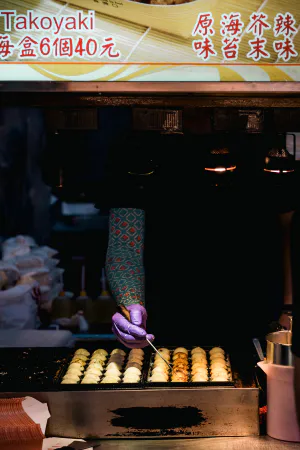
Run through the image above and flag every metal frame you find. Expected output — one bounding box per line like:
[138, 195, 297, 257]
[1, 81, 300, 94]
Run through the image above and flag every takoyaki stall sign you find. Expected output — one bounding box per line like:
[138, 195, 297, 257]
[0, 0, 300, 81]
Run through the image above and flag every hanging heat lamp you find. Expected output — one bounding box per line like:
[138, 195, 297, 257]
[262, 135, 296, 213]
[204, 147, 236, 173]
[204, 145, 237, 188]
[264, 148, 295, 175]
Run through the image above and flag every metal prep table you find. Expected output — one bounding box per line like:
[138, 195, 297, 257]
[43, 436, 300, 449]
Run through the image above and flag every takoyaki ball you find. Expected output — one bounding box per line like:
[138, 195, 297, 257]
[173, 347, 188, 356]
[157, 348, 170, 356]
[81, 377, 99, 384]
[211, 375, 228, 382]
[88, 361, 104, 370]
[69, 362, 85, 372]
[191, 347, 206, 356]
[128, 358, 143, 367]
[150, 373, 168, 382]
[91, 356, 106, 365]
[209, 347, 225, 357]
[101, 376, 120, 384]
[130, 348, 144, 357]
[191, 362, 208, 371]
[152, 367, 169, 377]
[126, 361, 143, 371]
[173, 362, 188, 371]
[192, 353, 207, 361]
[192, 373, 209, 382]
[65, 367, 82, 377]
[210, 353, 226, 363]
[210, 361, 226, 371]
[124, 367, 141, 377]
[63, 372, 81, 382]
[105, 367, 122, 377]
[210, 355, 226, 363]
[155, 349, 170, 357]
[73, 354, 89, 362]
[108, 352, 124, 360]
[211, 368, 228, 378]
[153, 360, 169, 371]
[173, 358, 189, 366]
[172, 367, 188, 377]
[85, 367, 102, 377]
[173, 359, 188, 369]
[71, 357, 86, 366]
[155, 354, 170, 363]
[171, 374, 188, 382]
[107, 356, 125, 366]
[81, 372, 100, 381]
[90, 356, 105, 364]
[92, 349, 108, 358]
[191, 367, 208, 377]
[123, 375, 141, 383]
[91, 354, 106, 363]
[128, 354, 143, 363]
[111, 348, 126, 357]
[106, 361, 123, 371]
[191, 361, 207, 370]
[173, 352, 188, 361]
[75, 348, 90, 357]
[192, 352, 207, 360]
[61, 377, 79, 384]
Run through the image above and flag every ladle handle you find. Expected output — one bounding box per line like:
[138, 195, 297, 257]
[289, 316, 293, 333]
[253, 338, 265, 361]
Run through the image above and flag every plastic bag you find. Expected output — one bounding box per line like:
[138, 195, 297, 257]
[3, 235, 36, 248]
[11, 254, 46, 271]
[2, 243, 31, 261]
[0, 284, 38, 329]
[0, 262, 20, 287]
[33, 246, 58, 258]
[53, 311, 89, 332]
[24, 268, 51, 287]
[52, 268, 65, 285]
[40, 283, 63, 307]
[2, 235, 37, 261]
[45, 258, 60, 270]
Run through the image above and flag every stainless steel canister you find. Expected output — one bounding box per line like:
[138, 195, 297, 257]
[266, 330, 294, 366]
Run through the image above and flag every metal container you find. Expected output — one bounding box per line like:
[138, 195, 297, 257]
[266, 330, 294, 366]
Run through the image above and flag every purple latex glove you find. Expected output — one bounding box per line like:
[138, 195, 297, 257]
[112, 304, 155, 349]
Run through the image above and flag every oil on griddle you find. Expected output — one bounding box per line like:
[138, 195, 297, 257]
[0, 348, 68, 391]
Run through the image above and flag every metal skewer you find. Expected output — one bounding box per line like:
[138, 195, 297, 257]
[146, 338, 172, 370]
[118, 304, 172, 369]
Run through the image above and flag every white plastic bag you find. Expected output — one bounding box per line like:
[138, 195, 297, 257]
[0, 262, 20, 287]
[45, 258, 60, 270]
[24, 268, 51, 287]
[11, 254, 46, 271]
[0, 284, 38, 329]
[3, 235, 36, 248]
[2, 243, 31, 260]
[2, 235, 37, 261]
[40, 283, 63, 309]
[33, 246, 58, 258]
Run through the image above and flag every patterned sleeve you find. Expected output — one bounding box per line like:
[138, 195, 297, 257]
[105, 207, 145, 306]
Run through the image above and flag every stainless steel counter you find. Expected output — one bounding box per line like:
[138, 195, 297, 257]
[90, 436, 299, 449]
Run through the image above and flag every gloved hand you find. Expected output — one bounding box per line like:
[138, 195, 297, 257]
[112, 304, 154, 348]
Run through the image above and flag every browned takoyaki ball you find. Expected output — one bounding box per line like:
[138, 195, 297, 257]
[173, 352, 188, 361]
